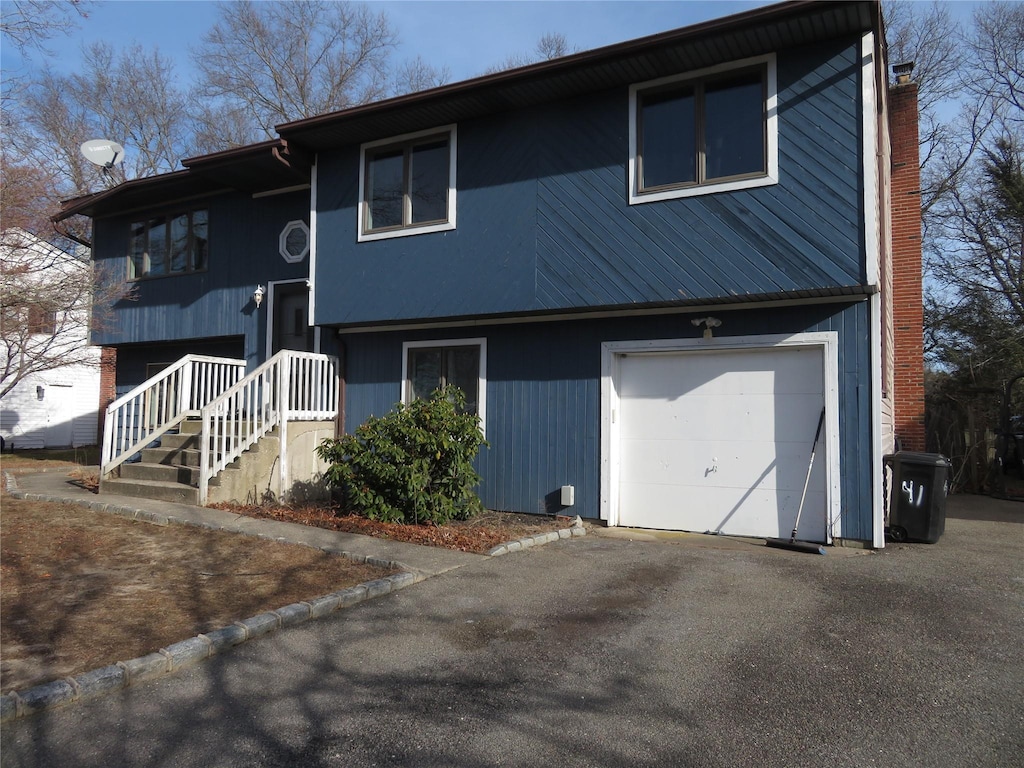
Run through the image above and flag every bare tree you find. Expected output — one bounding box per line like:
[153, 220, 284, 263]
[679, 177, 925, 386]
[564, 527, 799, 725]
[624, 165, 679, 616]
[883, 0, 985, 224]
[191, 0, 397, 148]
[75, 43, 194, 178]
[965, 2, 1024, 133]
[12, 69, 103, 198]
[0, 0, 90, 55]
[937, 139, 1024, 324]
[0, 158, 133, 401]
[927, 3, 1024, 315]
[910, 4, 1024, 471]
[390, 55, 451, 98]
[536, 33, 572, 61]
[11, 41, 193, 205]
[0, 0, 91, 159]
[485, 32, 575, 75]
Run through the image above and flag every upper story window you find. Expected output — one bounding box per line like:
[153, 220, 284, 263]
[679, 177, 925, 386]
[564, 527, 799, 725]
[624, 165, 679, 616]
[26, 306, 57, 335]
[358, 125, 457, 242]
[628, 54, 777, 204]
[2, 305, 57, 336]
[128, 209, 208, 280]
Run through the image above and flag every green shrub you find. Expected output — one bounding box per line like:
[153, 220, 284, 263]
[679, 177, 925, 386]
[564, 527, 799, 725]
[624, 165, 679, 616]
[316, 386, 488, 525]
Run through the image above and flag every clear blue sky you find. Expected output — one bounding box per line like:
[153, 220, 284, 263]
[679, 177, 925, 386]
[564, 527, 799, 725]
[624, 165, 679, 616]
[3, 1, 772, 86]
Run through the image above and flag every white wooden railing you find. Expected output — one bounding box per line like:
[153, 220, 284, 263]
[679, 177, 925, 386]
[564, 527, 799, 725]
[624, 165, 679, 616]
[199, 350, 338, 505]
[102, 355, 246, 477]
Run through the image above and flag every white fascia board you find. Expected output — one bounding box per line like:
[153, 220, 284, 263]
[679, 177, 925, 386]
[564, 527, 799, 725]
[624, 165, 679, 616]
[862, 31, 880, 288]
[308, 159, 318, 326]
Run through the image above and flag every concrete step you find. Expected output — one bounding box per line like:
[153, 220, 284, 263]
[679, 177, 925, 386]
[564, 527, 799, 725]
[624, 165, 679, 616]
[141, 447, 202, 467]
[141, 438, 267, 468]
[99, 477, 199, 505]
[160, 432, 200, 450]
[119, 461, 200, 485]
[177, 419, 272, 435]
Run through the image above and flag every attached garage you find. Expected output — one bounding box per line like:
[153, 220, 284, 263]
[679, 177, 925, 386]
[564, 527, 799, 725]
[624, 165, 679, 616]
[602, 334, 840, 543]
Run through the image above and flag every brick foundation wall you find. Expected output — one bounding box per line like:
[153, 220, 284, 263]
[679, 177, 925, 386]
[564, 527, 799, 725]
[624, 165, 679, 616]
[889, 80, 925, 451]
[97, 346, 117, 449]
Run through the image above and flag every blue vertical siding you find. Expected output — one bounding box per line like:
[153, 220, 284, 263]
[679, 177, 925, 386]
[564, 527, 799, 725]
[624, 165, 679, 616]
[341, 300, 875, 539]
[92, 189, 310, 370]
[315, 37, 866, 327]
[314, 107, 540, 323]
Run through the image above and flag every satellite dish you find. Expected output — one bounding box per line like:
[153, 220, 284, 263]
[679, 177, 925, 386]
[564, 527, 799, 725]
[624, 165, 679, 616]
[80, 139, 125, 169]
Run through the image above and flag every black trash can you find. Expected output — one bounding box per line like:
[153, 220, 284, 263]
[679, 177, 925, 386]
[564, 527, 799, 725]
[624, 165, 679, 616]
[883, 452, 951, 543]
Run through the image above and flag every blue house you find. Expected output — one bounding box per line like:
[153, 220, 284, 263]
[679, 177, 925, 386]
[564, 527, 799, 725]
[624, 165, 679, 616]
[58, 0, 921, 548]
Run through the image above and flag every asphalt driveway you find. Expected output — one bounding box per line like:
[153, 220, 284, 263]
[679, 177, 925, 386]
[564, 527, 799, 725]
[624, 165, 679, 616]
[2, 495, 1022, 768]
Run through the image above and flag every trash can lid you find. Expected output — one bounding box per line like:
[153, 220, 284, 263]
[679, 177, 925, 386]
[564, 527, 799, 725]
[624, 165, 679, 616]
[885, 451, 951, 467]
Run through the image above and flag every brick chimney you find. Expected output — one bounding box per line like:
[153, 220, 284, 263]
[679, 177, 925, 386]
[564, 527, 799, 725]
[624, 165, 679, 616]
[889, 62, 925, 451]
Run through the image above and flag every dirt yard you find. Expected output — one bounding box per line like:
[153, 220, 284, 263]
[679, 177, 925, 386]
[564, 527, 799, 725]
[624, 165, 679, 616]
[0, 497, 396, 693]
[0, 450, 574, 694]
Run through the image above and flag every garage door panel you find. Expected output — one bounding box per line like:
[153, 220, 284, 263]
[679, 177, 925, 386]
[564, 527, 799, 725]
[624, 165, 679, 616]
[619, 393, 777, 440]
[619, 392, 818, 442]
[616, 345, 828, 542]
[618, 481, 827, 538]
[620, 349, 822, 399]
[620, 437, 824, 492]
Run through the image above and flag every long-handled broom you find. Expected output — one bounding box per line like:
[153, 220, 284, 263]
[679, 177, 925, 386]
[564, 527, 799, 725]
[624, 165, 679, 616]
[765, 407, 828, 555]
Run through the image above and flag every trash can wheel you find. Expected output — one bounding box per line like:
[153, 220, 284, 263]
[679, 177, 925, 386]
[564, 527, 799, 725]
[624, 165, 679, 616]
[886, 525, 908, 543]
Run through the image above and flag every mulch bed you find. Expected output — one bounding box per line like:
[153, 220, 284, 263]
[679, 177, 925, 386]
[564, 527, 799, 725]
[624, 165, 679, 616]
[210, 502, 574, 554]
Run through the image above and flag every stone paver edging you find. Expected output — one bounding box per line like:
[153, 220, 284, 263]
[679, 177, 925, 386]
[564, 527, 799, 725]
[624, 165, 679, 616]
[0, 471, 585, 722]
[487, 515, 587, 556]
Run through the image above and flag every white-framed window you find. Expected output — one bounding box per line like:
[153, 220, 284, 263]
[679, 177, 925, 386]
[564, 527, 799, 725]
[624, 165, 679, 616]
[358, 125, 457, 242]
[401, 338, 486, 433]
[628, 54, 778, 204]
[279, 220, 310, 263]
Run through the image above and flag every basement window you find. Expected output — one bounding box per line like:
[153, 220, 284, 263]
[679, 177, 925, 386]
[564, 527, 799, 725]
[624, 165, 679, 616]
[402, 338, 486, 431]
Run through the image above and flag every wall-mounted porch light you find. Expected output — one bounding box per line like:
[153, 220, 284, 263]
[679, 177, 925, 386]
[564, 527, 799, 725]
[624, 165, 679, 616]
[691, 316, 722, 339]
[253, 285, 265, 308]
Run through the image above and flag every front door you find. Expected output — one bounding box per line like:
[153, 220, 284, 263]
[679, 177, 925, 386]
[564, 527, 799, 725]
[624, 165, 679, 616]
[272, 282, 314, 354]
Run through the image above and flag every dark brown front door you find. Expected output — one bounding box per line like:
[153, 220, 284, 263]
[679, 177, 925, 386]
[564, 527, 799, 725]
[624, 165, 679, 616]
[272, 283, 313, 354]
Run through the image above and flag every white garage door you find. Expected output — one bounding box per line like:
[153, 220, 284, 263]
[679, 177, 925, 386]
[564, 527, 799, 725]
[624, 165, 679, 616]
[617, 346, 827, 541]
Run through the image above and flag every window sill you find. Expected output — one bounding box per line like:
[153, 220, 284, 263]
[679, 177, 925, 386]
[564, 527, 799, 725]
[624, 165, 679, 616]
[127, 268, 208, 282]
[629, 172, 777, 205]
[358, 220, 456, 243]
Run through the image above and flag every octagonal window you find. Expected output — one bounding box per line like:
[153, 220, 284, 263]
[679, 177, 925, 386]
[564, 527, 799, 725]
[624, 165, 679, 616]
[279, 220, 310, 263]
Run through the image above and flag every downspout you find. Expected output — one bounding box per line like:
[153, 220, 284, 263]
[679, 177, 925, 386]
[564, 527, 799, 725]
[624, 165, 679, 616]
[336, 338, 347, 438]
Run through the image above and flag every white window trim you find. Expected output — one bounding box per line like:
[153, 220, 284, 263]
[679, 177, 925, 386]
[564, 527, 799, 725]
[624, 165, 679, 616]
[308, 160, 317, 327]
[627, 53, 779, 204]
[401, 337, 487, 436]
[279, 220, 310, 263]
[358, 124, 458, 243]
[600, 332, 841, 539]
[264, 278, 320, 361]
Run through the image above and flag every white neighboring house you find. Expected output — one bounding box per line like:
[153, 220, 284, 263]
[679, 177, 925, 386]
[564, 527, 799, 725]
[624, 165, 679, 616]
[0, 229, 101, 449]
